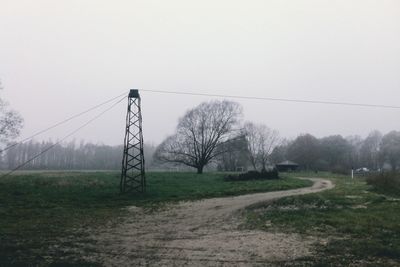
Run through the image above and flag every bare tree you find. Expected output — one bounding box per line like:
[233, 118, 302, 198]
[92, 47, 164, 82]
[346, 135, 363, 169]
[360, 130, 382, 170]
[243, 122, 259, 170]
[319, 135, 352, 170]
[286, 134, 320, 170]
[217, 134, 248, 171]
[243, 122, 280, 171]
[381, 131, 400, 172]
[270, 140, 289, 164]
[0, 82, 23, 146]
[154, 100, 243, 174]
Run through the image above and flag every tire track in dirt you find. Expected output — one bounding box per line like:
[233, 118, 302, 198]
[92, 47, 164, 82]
[83, 178, 334, 266]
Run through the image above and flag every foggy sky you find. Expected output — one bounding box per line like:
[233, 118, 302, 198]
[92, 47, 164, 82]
[1, 0, 399, 146]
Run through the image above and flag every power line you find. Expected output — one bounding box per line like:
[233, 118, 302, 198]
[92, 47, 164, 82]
[1, 96, 126, 178]
[0, 91, 128, 154]
[140, 89, 400, 110]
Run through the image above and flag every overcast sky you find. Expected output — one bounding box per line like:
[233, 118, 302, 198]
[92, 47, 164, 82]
[1, 0, 399, 146]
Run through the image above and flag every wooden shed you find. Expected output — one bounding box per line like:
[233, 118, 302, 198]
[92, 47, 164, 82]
[276, 160, 299, 172]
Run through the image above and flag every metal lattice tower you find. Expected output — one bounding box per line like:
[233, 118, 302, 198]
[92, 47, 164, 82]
[120, 89, 146, 193]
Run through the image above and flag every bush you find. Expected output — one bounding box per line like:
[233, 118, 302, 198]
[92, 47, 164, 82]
[224, 169, 279, 181]
[366, 172, 400, 196]
[331, 166, 350, 175]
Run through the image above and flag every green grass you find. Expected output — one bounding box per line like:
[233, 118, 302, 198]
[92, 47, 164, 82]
[0, 171, 311, 266]
[244, 172, 400, 266]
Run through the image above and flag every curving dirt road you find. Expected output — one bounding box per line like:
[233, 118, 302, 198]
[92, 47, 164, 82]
[83, 178, 334, 266]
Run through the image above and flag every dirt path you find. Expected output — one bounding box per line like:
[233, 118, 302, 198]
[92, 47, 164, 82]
[83, 178, 334, 266]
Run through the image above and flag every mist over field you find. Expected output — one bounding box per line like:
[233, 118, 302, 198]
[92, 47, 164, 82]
[1, 0, 399, 146]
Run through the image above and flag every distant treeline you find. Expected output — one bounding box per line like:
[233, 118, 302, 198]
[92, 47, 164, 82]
[217, 130, 400, 173]
[1, 141, 156, 170]
[270, 130, 400, 173]
[209, 130, 399, 173]
[2, 129, 399, 173]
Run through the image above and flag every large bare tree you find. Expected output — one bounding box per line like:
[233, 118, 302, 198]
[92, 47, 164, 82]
[243, 122, 280, 171]
[154, 100, 242, 174]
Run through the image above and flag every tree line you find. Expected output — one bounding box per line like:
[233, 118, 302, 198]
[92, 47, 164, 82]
[153, 100, 400, 174]
[2, 141, 157, 170]
[1, 98, 400, 173]
[271, 130, 400, 173]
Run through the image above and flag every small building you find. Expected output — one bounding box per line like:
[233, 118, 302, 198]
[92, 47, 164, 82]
[276, 160, 299, 172]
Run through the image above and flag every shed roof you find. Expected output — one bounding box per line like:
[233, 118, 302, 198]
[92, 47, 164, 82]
[276, 160, 299, 166]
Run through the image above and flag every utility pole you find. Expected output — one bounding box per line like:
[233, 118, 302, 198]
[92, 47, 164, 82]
[120, 89, 146, 193]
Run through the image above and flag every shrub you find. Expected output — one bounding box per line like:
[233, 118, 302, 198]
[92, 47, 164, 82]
[366, 172, 400, 196]
[224, 169, 279, 181]
[331, 166, 350, 175]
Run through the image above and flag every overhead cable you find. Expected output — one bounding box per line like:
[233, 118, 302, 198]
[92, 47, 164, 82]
[1, 91, 128, 154]
[140, 89, 400, 110]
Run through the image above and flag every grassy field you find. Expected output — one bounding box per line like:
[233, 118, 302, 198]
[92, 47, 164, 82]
[244, 172, 400, 266]
[0, 171, 311, 266]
